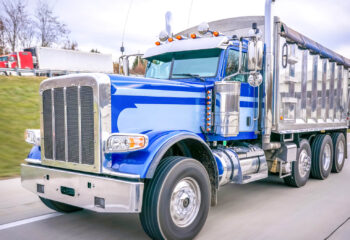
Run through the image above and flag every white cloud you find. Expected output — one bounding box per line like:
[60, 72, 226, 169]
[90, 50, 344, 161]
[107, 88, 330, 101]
[336, 44, 350, 59]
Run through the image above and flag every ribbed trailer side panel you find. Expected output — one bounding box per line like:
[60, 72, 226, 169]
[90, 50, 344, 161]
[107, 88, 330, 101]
[273, 21, 348, 134]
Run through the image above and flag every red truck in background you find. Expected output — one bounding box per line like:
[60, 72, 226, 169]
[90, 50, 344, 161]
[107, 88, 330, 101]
[0, 52, 34, 69]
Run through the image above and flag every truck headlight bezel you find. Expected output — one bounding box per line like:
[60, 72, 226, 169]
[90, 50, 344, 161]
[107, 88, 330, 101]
[104, 133, 148, 153]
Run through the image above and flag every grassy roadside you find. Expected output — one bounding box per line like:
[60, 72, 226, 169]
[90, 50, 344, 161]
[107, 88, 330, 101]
[0, 76, 45, 178]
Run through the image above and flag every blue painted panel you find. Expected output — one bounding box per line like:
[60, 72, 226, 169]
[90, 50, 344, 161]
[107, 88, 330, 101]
[215, 155, 224, 176]
[110, 77, 208, 134]
[27, 145, 41, 160]
[104, 130, 203, 177]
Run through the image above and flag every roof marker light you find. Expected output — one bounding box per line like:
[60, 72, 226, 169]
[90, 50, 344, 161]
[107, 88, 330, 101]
[168, 37, 174, 42]
[213, 31, 219, 37]
[176, 35, 182, 40]
[155, 41, 161, 46]
[190, 33, 197, 39]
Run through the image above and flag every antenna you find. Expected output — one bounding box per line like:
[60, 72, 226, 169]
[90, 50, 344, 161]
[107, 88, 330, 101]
[187, 0, 194, 28]
[121, 0, 133, 55]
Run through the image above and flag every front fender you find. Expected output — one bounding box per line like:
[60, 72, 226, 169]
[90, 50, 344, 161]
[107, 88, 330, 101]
[105, 130, 217, 180]
[27, 145, 41, 160]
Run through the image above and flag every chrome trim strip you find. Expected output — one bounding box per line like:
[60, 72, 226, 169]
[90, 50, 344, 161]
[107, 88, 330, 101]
[25, 158, 41, 165]
[64, 87, 68, 162]
[273, 125, 347, 134]
[21, 164, 143, 213]
[272, 17, 280, 129]
[263, 0, 275, 149]
[102, 168, 140, 179]
[51, 89, 55, 160]
[77, 86, 82, 164]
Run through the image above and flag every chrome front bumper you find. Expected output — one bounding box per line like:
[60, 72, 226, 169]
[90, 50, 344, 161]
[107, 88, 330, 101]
[21, 164, 144, 213]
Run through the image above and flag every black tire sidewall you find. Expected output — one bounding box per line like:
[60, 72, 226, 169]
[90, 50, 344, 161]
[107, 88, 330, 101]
[293, 139, 312, 187]
[157, 159, 211, 240]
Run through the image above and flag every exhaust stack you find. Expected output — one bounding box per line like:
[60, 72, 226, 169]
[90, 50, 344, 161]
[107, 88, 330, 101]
[262, 0, 280, 150]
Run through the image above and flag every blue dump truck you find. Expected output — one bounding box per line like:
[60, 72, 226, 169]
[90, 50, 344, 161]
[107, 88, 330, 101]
[22, 1, 350, 239]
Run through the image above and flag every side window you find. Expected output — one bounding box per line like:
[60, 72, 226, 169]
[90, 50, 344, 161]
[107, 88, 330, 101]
[225, 49, 247, 82]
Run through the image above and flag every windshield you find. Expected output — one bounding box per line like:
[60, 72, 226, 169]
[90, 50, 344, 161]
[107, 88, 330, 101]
[145, 49, 221, 80]
[0, 56, 8, 62]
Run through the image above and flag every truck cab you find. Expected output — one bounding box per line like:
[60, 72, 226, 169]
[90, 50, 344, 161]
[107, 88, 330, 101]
[0, 55, 12, 68]
[0, 52, 34, 69]
[143, 35, 260, 141]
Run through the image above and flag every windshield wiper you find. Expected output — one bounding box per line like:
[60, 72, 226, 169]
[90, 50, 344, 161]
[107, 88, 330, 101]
[172, 73, 205, 82]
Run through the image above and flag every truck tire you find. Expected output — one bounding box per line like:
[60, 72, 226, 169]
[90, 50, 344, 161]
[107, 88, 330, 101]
[284, 139, 312, 187]
[39, 197, 82, 213]
[140, 156, 211, 240]
[331, 132, 346, 173]
[311, 134, 333, 180]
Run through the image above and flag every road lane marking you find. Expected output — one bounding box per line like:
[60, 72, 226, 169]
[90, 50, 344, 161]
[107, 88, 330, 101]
[0, 212, 63, 231]
[325, 217, 350, 239]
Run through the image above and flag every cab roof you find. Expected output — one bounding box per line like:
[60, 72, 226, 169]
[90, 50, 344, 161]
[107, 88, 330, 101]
[143, 36, 230, 59]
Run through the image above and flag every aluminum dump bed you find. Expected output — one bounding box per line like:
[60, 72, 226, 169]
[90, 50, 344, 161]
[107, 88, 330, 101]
[272, 19, 349, 133]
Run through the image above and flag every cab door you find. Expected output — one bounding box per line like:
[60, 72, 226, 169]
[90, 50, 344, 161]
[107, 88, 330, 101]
[224, 47, 258, 139]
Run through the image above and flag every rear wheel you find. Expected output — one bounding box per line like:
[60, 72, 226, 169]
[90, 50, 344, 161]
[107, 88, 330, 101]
[140, 156, 211, 240]
[39, 197, 82, 213]
[311, 134, 333, 180]
[284, 139, 312, 187]
[331, 132, 346, 173]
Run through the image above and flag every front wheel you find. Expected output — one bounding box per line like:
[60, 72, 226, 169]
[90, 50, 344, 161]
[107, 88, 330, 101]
[140, 156, 211, 240]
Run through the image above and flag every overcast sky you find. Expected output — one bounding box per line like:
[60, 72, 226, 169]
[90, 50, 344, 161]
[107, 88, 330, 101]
[20, 0, 350, 60]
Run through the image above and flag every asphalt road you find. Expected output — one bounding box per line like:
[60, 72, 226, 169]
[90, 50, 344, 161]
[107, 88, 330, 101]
[0, 140, 350, 240]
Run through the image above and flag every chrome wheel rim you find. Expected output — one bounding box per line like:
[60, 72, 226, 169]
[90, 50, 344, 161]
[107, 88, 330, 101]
[337, 141, 345, 165]
[298, 149, 311, 178]
[322, 143, 331, 171]
[170, 177, 201, 228]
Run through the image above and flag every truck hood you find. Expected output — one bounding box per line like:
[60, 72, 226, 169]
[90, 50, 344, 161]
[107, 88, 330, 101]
[108, 74, 208, 134]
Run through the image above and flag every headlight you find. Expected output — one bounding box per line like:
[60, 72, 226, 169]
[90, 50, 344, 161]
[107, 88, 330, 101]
[24, 129, 41, 146]
[105, 134, 148, 153]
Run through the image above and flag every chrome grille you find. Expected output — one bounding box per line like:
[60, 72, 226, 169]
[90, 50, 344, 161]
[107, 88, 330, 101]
[43, 90, 53, 159]
[66, 86, 79, 163]
[42, 86, 95, 165]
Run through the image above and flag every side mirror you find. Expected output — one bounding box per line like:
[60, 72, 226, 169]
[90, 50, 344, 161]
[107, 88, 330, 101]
[122, 57, 129, 76]
[256, 40, 263, 70]
[247, 40, 263, 71]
